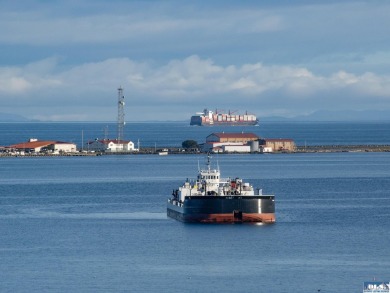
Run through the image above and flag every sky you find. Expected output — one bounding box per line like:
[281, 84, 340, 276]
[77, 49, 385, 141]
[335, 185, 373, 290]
[1, 0, 390, 121]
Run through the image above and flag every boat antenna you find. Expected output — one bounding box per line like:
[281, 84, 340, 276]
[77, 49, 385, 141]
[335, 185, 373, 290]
[198, 159, 200, 172]
[216, 153, 220, 172]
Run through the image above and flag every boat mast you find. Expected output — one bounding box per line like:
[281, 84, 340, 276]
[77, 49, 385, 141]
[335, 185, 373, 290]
[207, 153, 211, 172]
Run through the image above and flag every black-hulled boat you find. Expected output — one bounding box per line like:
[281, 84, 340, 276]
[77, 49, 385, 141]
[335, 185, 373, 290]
[167, 155, 275, 223]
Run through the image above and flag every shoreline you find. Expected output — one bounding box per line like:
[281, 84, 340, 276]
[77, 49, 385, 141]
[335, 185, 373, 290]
[1, 144, 390, 157]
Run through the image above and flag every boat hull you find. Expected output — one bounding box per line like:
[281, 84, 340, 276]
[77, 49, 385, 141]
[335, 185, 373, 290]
[167, 195, 275, 223]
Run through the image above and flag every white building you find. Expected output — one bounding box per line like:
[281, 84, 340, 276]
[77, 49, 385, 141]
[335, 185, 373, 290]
[87, 139, 138, 152]
[222, 145, 251, 153]
[51, 142, 77, 154]
[261, 147, 273, 153]
[203, 142, 250, 153]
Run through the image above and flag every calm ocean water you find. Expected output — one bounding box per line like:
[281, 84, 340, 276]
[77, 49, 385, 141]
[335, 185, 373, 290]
[1, 123, 390, 292]
[1, 121, 390, 147]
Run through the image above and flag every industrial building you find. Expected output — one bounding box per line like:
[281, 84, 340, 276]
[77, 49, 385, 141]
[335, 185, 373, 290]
[202, 132, 295, 153]
[86, 139, 138, 152]
[259, 138, 296, 152]
[9, 138, 77, 154]
[202, 133, 259, 153]
[206, 132, 259, 144]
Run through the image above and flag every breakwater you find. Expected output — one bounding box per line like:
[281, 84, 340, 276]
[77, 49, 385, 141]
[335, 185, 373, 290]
[1, 144, 390, 157]
[295, 145, 390, 153]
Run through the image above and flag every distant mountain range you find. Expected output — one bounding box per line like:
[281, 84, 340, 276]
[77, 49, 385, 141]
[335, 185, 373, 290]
[262, 110, 390, 122]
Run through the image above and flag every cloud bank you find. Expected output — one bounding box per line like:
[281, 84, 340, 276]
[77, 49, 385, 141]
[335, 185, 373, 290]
[1, 55, 390, 121]
[1, 1, 390, 120]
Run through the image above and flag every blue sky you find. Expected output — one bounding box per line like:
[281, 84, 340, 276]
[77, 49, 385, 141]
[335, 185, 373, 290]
[1, 0, 390, 121]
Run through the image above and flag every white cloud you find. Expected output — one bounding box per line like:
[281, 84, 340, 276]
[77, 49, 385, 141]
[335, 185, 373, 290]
[0, 58, 61, 94]
[331, 71, 358, 85]
[0, 77, 31, 93]
[356, 72, 390, 97]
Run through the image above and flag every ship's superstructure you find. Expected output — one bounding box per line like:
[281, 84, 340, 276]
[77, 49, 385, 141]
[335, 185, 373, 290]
[190, 109, 258, 126]
[167, 155, 275, 223]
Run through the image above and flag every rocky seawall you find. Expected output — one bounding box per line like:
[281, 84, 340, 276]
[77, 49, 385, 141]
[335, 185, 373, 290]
[2, 145, 390, 157]
[295, 145, 390, 153]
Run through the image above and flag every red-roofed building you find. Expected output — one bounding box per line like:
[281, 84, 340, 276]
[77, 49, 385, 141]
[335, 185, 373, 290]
[9, 138, 77, 153]
[206, 133, 259, 144]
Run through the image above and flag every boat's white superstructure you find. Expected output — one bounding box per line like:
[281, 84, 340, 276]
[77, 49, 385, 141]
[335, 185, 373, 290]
[176, 155, 261, 203]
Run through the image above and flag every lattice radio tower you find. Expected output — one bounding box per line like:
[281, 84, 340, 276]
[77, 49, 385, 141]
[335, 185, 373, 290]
[117, 87, 125, 142]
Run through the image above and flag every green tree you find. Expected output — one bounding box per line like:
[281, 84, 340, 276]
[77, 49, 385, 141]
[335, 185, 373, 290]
[182, 140, 198, 149]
